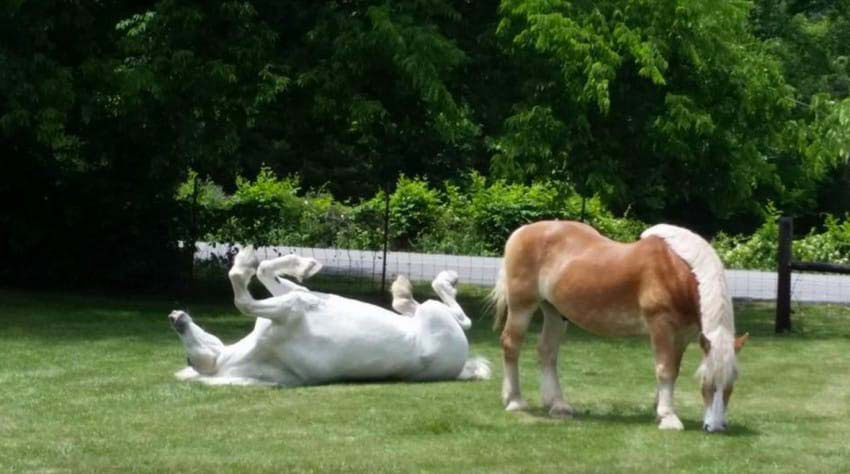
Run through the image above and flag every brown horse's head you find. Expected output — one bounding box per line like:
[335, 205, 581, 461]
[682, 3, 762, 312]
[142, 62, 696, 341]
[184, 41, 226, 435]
[699, 331, 748, 432]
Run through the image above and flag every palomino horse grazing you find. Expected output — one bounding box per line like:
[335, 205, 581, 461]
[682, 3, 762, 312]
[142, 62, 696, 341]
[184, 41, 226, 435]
[492, 221, 748, 432]
[169, 247, 490, 387]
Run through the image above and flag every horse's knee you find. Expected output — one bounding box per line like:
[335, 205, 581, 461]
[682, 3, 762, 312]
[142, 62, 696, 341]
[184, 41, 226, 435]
[654, 363, 679, 382]
[501, 329, 524, 360]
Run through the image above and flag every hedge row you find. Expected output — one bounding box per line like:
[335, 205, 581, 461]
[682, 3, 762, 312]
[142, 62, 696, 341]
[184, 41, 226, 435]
[178, 169, 850, 269]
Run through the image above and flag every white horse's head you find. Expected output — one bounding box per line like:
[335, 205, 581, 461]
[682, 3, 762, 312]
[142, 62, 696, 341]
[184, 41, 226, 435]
[169, 310, 225, 375]
[698, 331, 749, 432]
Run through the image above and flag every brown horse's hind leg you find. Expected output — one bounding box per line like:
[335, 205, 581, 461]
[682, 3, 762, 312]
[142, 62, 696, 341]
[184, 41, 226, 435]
[649, 319, 689, 431]
[539, 303, 574, 418]
[501, 302, 536, 411]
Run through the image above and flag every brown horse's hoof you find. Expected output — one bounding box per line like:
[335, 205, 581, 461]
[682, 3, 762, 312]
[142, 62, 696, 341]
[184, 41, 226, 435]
[548, 403, 575, 419]
[504, 399, 529, 412]
[658, 414, 684, 431]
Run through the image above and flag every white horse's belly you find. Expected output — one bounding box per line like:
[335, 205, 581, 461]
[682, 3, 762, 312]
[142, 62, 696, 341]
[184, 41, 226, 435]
[216, 295, 429, 385]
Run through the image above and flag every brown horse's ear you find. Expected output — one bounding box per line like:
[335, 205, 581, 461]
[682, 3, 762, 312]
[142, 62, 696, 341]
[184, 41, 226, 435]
[734, 333, 749, 353]
[699, 333, 711, 354]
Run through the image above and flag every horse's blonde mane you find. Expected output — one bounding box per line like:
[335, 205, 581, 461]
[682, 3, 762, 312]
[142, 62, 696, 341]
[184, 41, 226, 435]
[641, 224, 737, 388]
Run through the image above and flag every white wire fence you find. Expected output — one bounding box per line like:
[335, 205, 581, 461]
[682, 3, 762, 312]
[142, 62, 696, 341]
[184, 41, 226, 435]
[195, 242, 850, 305]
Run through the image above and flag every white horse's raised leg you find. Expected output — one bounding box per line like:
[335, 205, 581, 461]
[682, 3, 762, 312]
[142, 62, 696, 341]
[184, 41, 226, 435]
[430, 271, 471, 330]
[539, 303, 574, 418]
[229, 247, 318, 321]
[390, 275, 419, 316]
[257, 254, 321, 296]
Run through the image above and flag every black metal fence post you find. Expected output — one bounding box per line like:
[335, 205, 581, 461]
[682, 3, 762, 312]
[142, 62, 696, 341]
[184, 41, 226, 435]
[380, 184, 390, 295]
[776, 216, 793, 333]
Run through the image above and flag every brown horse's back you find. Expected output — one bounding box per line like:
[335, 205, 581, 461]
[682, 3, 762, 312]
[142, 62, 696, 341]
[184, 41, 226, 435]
[502, 220, 699, 336]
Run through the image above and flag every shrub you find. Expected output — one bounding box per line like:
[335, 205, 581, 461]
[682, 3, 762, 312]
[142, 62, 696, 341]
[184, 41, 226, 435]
[415, 181, 497, 255]
[714, 208, 850, 270]
[389, 176, 441, 248]
[416, 173, 646, 254]
[334, 193, 387, 250]
[180, 168, 652, 256]
[794, 215, 850, 265]
[713, 213, 780, 270]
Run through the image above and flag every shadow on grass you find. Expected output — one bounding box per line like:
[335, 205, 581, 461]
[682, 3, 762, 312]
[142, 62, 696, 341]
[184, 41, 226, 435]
[513, 406, 760, 436]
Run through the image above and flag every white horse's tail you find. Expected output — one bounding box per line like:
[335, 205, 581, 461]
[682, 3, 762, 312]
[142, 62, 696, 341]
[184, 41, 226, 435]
[641, 224, 737, 388]
[457, 356, 492, 381]
[490, 262, 508, 330]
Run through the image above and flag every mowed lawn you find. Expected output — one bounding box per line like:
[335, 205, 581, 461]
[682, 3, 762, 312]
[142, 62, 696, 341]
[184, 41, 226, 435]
[1, 287, 849, 473]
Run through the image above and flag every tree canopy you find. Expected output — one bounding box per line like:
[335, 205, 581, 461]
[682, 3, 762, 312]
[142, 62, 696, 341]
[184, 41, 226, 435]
[1, 0, 848, 288]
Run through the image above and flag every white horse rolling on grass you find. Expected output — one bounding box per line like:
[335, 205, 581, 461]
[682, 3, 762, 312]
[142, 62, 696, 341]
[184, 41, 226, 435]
[168, 247, 490, 387]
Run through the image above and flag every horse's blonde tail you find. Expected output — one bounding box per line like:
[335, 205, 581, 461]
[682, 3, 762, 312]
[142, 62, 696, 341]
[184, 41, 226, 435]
[457, 356, 492, 381]
[641, 224, 737, 388]
[490, 262, 508, 331]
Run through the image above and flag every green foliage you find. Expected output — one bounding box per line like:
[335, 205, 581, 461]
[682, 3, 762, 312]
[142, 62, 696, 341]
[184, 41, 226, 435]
[389, 176, 442, 247]
[715, 207, 850, 269]
[714, 208, 782, 271]
[492, 0, 800, 222]
[752, 0, 850, 217]
[6, 291, 850, 472]
[794, 215, 850, 265]
[188, 168, 646, 255]
[465, 175, 571, 251]
[199, 167, 304, 246]
[4, 0, 850, 289]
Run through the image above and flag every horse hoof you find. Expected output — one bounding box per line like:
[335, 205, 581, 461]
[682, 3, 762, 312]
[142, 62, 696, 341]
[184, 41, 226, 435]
[505, 399, 529, 412]
[659, 415, 684, 431]
[432, 271, 459, 299]
[169, 310, 189, 334]
[548, 403, 575, 419]
[703, 423, 727, 433]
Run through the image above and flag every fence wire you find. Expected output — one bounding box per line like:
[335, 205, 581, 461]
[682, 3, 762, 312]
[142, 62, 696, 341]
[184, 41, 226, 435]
[195, 243, 850, 304]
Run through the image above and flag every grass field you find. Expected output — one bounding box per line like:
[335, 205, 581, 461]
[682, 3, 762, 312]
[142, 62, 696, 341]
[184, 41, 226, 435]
[1, 287, 849, 473]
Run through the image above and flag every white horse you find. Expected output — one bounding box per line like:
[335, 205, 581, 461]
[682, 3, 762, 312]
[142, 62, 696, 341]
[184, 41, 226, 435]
[169, 247, 490, 386]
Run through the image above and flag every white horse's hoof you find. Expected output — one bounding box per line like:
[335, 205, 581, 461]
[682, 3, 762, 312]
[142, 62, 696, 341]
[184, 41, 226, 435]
[505, 399, 529, 412]
[233, 246, 260, 270]
[548, 402, 575, 419]
[432, 271, 459, 297]
[658, 414, 684, 431]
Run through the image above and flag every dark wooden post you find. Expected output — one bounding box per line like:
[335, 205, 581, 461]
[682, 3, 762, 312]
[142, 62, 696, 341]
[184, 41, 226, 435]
[775, 217, 793, 333]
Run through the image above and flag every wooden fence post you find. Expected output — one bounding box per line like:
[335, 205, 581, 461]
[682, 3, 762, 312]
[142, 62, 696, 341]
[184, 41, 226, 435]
[775, 216, 793, 333]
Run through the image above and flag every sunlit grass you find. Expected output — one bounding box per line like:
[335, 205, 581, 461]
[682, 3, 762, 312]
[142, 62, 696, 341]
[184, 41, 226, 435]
[1, 288, 849, 473]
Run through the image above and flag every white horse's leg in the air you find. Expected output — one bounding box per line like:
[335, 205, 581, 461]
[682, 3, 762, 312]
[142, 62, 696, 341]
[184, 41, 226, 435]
[430, 271, 471, 330]
[228, 247, 319, 322]
[390, 275, 419, 316]
[256, 254, 321, 296]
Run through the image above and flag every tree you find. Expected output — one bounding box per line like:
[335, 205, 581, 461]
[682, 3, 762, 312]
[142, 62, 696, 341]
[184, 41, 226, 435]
[254, 1, 481, 197]
[752, 0, 850, 224]
[489, 0, 802, 231]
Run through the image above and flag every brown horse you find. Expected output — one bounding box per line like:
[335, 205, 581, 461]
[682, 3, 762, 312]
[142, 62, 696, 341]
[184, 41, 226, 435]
[491, 220, 748, 432]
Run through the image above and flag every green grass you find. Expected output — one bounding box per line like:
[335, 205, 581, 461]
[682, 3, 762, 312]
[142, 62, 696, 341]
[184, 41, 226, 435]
[1, 288, 849, 473]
